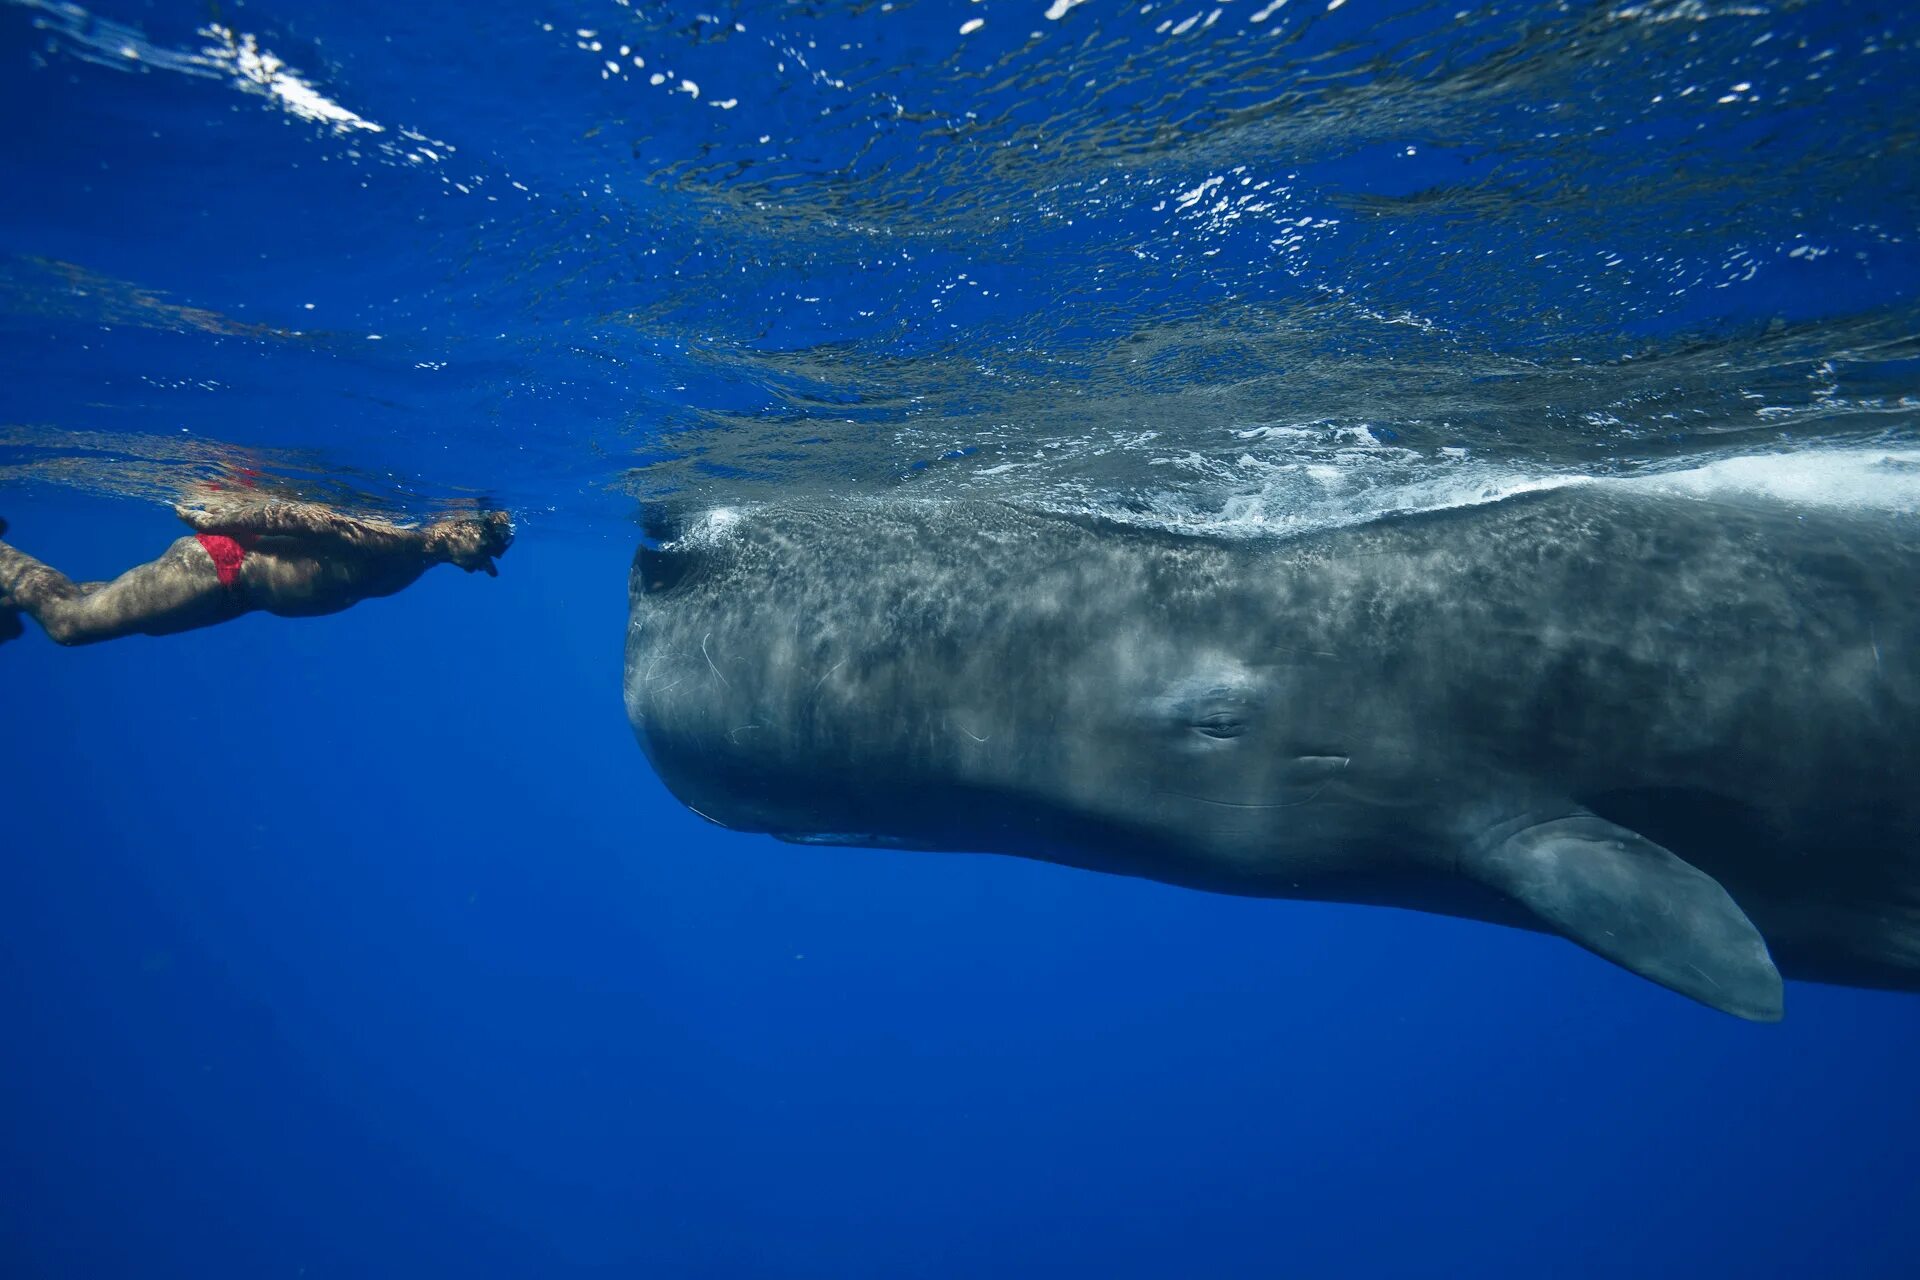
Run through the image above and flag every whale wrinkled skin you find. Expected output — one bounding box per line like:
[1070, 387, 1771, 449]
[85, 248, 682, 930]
[624, 482, 1920, 1020]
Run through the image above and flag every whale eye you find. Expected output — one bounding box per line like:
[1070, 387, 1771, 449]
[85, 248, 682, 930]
[1148, 666, 1262, 743]
[1193, 711, 1247, 740]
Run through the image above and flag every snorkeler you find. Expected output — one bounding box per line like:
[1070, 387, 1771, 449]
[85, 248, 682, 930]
[0, 499, 512, 647]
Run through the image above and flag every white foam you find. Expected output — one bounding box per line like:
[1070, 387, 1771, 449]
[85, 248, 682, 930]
[1619, 449, 1920, 513]
[1104, 448, 1920, 542]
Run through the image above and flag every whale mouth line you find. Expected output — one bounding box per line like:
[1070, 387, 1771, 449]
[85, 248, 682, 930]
[1153, 786, 1331, 811]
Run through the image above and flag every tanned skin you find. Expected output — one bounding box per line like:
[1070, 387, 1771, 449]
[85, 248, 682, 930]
[0, 501, 513, 647]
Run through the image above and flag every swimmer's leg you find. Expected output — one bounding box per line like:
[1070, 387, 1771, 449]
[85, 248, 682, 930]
[0, 535, 233, 645]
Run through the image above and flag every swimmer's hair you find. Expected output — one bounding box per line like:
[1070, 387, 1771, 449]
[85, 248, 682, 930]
[477, 509, 515, 557]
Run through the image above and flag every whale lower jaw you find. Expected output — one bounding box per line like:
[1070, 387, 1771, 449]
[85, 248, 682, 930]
[774, 832, 945, 851]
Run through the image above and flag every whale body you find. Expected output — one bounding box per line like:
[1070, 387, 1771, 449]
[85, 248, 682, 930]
[623, 474, 1920, 1020]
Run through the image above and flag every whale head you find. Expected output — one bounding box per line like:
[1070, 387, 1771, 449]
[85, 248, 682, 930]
[623, 509, 1380, 890]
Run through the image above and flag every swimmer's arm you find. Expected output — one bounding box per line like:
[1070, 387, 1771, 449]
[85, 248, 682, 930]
[175, 499, 426, 553]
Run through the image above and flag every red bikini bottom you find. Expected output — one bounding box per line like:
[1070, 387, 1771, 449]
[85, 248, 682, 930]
[195, 532, 258, 589]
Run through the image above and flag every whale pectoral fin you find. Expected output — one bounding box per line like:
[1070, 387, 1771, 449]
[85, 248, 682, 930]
[1470, 813, 1783, 1022]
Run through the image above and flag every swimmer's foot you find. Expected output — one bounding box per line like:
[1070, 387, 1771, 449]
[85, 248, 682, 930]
[0, 567, 20, 643]
[0, 531, 17, 644]
[1, 519, 19, 641]
[0, 522, 15, 641]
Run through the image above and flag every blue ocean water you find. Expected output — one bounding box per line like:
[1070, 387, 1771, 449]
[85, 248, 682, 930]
[3, 0, 1918, 1276]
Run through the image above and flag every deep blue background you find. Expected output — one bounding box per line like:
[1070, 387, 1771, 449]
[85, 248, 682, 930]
[5, 0, 1920, 1274]
[4, 489, 1918, 1278]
